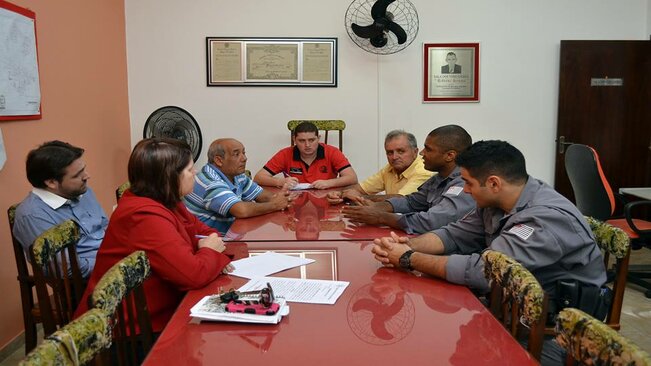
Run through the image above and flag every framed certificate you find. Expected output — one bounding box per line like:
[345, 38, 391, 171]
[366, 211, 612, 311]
[423, 43, 480, 102]
[207, 37, 337, 87]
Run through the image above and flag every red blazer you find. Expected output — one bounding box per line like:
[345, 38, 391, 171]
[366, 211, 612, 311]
[75, 191, 230, 332]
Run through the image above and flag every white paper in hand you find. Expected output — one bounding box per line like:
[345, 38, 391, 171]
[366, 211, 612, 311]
[290, 183, 313, 191]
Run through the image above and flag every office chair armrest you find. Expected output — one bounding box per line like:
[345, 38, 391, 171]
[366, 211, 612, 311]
[624, 200, 651, 236]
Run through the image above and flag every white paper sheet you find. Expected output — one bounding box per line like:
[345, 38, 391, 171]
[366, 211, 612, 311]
[290, 183, 312, 191]
[229, 252, 314, 279]
[239, 277, 349, 305]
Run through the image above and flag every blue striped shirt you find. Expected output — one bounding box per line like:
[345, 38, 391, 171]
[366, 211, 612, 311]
[183, 163, 262, 234]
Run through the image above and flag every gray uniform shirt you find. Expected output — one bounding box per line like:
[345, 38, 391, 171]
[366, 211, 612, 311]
[434, 176, 606, 294]
[387, 167, 476, 234]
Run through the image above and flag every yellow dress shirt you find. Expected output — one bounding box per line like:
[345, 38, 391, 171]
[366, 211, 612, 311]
[360, 156, 434, 195]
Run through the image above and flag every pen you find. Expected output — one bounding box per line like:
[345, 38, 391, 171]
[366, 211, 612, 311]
[282, 171, 290, 178]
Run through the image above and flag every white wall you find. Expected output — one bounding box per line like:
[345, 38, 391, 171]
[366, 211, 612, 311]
[125, 0, 648, 184]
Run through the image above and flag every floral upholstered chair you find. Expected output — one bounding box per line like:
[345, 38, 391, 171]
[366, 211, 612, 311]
[20, 308, 112, 366]
[288, 120, 346, 151]
[482, 249, 548, 360]
[30, 220, 84, 336]
[90, 250, 154, 365]
[115, 181, 131, 202]
[555, 307, 651, 365]
[585, 216, 630, 330]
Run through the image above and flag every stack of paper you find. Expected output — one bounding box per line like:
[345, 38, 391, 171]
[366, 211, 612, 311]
[190, 296, 289, 324]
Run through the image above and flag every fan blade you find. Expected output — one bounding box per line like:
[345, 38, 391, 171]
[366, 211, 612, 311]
[371, 0, 396, 20]
[386, 21, 407, 44]
[352, 23, 384, 39]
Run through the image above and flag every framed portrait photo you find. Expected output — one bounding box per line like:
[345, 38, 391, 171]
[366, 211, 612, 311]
[423, 43, 480, 102]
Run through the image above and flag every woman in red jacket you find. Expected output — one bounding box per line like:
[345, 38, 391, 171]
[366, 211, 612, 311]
[75, 138, 232, 332]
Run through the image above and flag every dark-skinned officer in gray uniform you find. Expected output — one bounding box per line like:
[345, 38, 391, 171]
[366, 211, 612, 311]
[341, 125, 476, 234]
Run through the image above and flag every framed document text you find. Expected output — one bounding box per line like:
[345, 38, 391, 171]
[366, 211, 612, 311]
[207, 37, 337, 87]
[423, 43, 479, 102]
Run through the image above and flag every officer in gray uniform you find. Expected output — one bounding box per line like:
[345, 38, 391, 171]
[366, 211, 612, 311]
[385, 166, 476, 234]
[437, 174, 606, 294]
[342, 125, 476, 234]
[372, 140, 608, 366]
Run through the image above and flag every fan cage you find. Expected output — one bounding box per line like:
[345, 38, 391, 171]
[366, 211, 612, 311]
[345, 0, 419, 55]
[143, 106, 203, 162]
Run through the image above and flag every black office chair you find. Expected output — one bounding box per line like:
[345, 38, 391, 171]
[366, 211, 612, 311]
[565, 143, 651, 298]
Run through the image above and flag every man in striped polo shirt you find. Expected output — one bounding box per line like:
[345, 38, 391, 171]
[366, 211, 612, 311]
[184, 138, 292, 234]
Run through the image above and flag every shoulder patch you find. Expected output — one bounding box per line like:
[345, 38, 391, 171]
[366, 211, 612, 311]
[507, 224, 534, 240]
[445, 186, 464, 196]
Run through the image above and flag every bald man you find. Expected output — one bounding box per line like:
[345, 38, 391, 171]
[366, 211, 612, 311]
[184, 138, 292, 234]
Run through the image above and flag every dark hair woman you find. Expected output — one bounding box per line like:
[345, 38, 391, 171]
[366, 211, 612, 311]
[75, 138, 232, 333]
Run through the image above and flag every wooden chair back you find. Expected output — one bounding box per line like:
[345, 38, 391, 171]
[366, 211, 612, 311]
[20, 308, 112, 366]
[288, 120, 346, 151]
[90, 251, 153, 366]
[29, 219, 85, 336]
[585, 216, 630, 330]
[555, 307, 651, 366]
[7, 204, 42, 353]
[482, 250, 548, 361]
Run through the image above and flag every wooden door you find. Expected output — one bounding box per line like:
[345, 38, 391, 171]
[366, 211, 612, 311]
[554, 40, 651, 208]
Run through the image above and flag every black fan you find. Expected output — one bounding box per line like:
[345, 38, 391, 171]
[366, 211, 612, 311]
[346, 0, 418, 55]
[143, 106, 203, 162]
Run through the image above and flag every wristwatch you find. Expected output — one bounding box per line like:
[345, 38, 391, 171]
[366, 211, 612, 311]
[399, 250, 415, 271]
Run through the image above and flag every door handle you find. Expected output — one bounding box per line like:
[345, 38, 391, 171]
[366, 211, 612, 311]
[556, 136, 575, 154]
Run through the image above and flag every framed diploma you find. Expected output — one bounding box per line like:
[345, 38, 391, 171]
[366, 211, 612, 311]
[423, 43, 480, 102]
[207, 37, 337, 87]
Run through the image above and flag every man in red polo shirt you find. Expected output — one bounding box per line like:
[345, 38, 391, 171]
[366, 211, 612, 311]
[254, 122, 358, 189]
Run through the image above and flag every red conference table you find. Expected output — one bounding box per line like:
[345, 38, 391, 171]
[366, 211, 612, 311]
[225, 190, 409, 242]
[143, 241, 536, 366]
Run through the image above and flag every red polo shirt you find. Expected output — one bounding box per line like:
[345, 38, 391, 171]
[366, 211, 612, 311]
[263, 143, 352, 183]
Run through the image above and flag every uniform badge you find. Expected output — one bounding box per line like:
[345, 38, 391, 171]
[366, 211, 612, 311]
[445, 186, 464, 196]
[508, 224, 534, 240]
[319, 166, 328, 173]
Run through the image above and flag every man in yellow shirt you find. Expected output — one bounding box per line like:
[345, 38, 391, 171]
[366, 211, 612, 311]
[328, 130, 432, 204]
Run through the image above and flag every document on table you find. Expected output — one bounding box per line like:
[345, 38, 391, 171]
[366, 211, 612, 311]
[229, 252, 315, 279]
[239, 277, 349, 305]
[290, 183, 312, 190]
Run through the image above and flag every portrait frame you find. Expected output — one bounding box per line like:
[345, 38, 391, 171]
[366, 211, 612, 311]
[423, 43, 480, 103]
[206, 37, 338, 87]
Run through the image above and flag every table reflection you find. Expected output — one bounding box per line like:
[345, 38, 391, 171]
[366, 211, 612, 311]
[225, 329, 280, 353]
[347, 279, 415, 345]
[285, 191, 345, 240]
[226, 191, 407, 241]
[449, 312, 531, 365]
